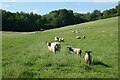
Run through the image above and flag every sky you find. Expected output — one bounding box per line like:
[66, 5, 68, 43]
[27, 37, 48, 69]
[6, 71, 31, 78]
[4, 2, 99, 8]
[1, 2, 118, 15]
[1, 0, 119, 2]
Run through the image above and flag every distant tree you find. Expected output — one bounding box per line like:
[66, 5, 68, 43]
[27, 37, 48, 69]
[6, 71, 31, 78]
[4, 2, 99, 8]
[43, 9, 76, 29]
[91, 10, 102, 21]
[116, 4, 120, 16]
[2, 10, 14, 31]
[1, 4, 119, 32]
[102, 10, 110, 18]
[85, 12, 92, 21]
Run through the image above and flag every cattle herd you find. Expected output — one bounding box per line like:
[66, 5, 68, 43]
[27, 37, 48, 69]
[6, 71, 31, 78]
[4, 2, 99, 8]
[46, 29, 92, 65]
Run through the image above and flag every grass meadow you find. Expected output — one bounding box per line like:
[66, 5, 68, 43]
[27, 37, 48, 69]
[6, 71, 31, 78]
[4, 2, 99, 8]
[2, 17, 118, 78]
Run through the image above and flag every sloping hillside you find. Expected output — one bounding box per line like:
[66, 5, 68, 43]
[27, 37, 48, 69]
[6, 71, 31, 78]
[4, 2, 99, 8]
[2, 17, 118, 78]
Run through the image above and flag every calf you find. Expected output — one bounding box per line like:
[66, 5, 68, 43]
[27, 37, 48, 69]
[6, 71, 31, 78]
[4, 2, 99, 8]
[84, 50, 92, 65]
[46, 42, 61, 53]
[67, 47, 82, 56]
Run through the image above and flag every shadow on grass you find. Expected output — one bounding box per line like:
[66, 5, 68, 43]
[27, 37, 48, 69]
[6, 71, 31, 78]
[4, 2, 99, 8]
[45, 63, 52, 67]
[92, 60, 110, 67]
[19, 71, 35, 78]
[24, 62, 34, 66]
[84, 65, 92, 71]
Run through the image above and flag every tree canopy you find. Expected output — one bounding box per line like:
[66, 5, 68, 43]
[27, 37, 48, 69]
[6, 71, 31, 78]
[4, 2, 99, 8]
[1, 4, 119, 32]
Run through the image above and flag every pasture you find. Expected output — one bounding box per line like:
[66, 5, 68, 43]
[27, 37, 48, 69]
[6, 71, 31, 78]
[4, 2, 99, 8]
[2, 17, 118, 78]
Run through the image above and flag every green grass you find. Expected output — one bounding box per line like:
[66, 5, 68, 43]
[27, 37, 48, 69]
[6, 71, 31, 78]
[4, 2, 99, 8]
[2, 17, 118, 78]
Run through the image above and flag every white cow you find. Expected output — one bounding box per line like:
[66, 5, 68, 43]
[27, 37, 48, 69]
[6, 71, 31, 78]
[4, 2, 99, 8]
[54, 37, 59, 41]
[67, 47, 82, 56]
[46, 42, 61, 53]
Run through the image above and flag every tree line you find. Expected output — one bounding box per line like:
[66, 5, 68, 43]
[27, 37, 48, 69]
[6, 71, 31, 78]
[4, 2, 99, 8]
[1, 4, 120, 32]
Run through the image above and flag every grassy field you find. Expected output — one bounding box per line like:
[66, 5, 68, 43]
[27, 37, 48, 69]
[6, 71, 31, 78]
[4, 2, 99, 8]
[2, 17, 118, 78]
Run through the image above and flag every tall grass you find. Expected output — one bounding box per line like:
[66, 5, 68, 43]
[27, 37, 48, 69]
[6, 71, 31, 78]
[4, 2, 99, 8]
[2, 17, 118, 78]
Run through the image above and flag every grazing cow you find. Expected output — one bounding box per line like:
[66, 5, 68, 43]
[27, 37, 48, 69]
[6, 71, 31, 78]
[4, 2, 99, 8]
[83, 36, 86, 38]
[72, 30, 75, 33]
[46, 42, 61, 53]
[55, 37, 59, 41]
[54, 37, 64, 42]
[76, 36, 80, 39]
[89, 27, 91, 29]
[58, 38, 64, 42]
[61, 38, 64, 42]
[67, 47, 82, 56]
[76, 30, 80, 33]
[84, 50, 92, 65]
